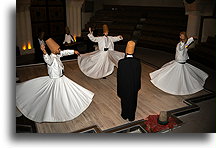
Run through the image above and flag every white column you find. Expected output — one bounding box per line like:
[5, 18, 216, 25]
[184, 0, 202, 47]
[66, 0, 84, 37]
[73, 7, 78, 35]
[77, 6, 82, 36]
[16, 0, 34, 55]
[186, 11, 201, 37]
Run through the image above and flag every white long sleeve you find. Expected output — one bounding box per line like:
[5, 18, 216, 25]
[87, 33, 102, 42]
[43, 54, 54, 66]
[185, 37, 194, 47]
[110, 36, 123, 42]
[60, 50, 74, 57]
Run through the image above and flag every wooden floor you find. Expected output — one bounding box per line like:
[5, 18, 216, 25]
[16, 60, 210, 133]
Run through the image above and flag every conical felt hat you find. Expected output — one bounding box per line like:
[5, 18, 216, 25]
[45, 38, 60, 53]
[126, 40, 135, 54]
[103, 24, 109, 34]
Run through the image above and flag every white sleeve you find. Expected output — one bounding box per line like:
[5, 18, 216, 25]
[60, 50, 74, 57]
[185, 37, 194, 47]
[110, 35, 123, 42]
[43, 54, 54, 65]
[87, 33, 101, 42]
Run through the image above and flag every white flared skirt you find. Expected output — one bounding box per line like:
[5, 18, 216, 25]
[150, 60, 208, 95]
[78, 50, 125, 79]
[16, 76, 94, 122]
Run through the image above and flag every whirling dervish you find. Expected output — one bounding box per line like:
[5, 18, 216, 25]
[16, 38, 94, 122]
[149, 31, 208, 95]
[77, 24, 125, 79]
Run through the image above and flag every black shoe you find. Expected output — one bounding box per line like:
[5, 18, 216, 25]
[121, 115, 127, 120]
[102, 77, 106, 79]
[128, 118, 135, 122]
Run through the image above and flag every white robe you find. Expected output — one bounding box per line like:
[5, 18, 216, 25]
[63, 34, 74, 44]
[16, 50, 94, 122]
[78, 33, 125, 79]
[150, 37, 208, 95]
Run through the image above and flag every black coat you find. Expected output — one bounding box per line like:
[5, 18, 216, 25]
[117, 56, 141, 99]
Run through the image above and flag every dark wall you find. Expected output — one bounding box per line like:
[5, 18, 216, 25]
[30, 0, 66, 45]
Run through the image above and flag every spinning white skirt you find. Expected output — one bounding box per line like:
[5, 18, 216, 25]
[78, 50, 125, 79]
[16, 76, 94, 122]
[150, 60, 208, 95]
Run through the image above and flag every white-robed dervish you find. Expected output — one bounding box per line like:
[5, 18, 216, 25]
[16, 38, 94, 122]
[150, 32, 208, 95]
[78, 24, 125, 79]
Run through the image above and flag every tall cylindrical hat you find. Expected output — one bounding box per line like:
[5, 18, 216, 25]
[126, 40, 136, 54]
[103, 24, 109, 34]
[45, 38, 60, 53]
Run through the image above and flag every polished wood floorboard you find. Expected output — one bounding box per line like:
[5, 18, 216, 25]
[16, 60, 210, 133]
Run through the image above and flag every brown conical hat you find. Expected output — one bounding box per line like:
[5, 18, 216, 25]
[126, 40, 136, 54]
[45, 38, 60, 53]
[103, 24, 109, 34]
